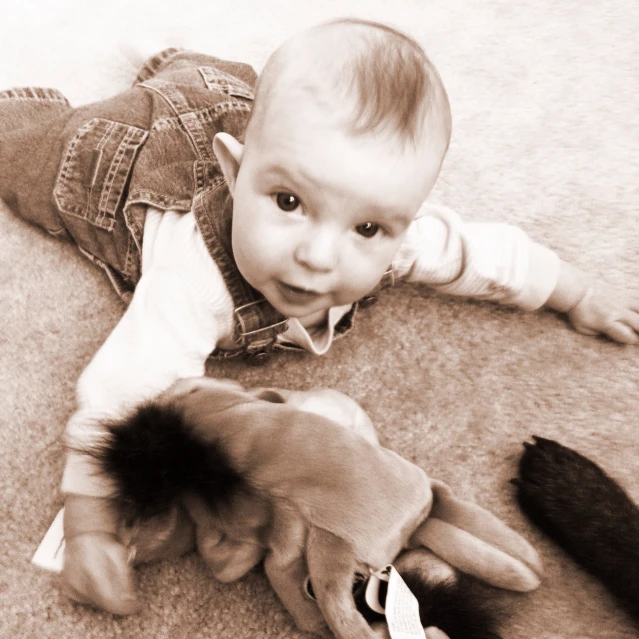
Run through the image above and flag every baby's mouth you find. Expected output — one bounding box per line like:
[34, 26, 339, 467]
[276, 281, 323, 304]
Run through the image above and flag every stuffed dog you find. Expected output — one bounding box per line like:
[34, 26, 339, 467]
[87, 378, 543, 639]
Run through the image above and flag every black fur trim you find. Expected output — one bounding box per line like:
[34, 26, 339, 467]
[354, 571, 504, 639]
[514, 436, 639, 623]
[85, 401, 243, 521]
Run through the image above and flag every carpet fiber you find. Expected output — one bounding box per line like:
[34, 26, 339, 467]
[1, 1, 637, 638]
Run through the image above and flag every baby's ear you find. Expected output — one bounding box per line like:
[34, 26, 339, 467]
[213, 133, 244, 195]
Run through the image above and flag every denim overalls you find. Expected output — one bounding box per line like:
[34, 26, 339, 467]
[0, 49, 389, 363]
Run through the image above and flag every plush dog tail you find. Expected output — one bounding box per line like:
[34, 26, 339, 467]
[86, 401, 243, 521]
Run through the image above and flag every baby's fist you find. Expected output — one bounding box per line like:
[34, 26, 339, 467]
[568, 283, 639, 344]
[62, 532, 139, 615]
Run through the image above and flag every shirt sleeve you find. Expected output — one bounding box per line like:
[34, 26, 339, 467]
[393, 202, 561, 311]
[61, 210, 228, 497]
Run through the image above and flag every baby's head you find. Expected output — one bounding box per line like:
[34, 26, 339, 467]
[214, 18, 451, 322]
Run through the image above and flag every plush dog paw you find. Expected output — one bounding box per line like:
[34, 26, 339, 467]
[512, 436, 639, 622]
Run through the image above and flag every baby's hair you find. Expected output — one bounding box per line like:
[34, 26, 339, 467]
[247, 18, 452, 153]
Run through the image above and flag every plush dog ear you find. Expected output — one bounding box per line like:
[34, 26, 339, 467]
[410, 480, 543, 592]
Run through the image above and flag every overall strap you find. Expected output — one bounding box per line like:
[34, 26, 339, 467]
[140, 77, 291, 358]
[192, 161, 289, 358]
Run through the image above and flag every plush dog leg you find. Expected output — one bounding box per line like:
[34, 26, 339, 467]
[119, 502, 195, 565]
[306, 527, 377, 639]
[264, 513, 327, 636]
[265, 552, 327, 636]
[181, 492, 265, 583]
[428, 481, 542, 580]
[412, 518, 540, 592]
[513, 436, 639, 623]
[409, 481, 542, 592]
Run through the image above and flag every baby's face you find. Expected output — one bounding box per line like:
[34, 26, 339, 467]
[226, 104, 442, 321]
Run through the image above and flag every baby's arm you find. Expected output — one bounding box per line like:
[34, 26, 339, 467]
[545, 260, 639, 344]
[397, 203, 638, 343]
[396, 204, 560, 310]
[61, 264, 222, 613]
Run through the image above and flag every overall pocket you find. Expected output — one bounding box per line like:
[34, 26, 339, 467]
[198, 67, 254, 101]
[54, 118, 148, 231]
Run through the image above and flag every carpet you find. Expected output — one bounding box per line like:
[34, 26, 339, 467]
[1, 1, 637, 638]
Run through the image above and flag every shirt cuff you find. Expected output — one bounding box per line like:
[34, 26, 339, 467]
[508, 242, 561, 311]
[61, 450, 117, 498]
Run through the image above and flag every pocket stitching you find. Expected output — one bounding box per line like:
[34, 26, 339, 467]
[198, 66, 254, 100]
[99, 125, 139, 228]
[54, 118, 147, 232]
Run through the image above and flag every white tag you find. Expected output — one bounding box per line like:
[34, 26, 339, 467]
[365, 565, 391, 614]
[385, 566, 425, 639]
[32, 508, 65, 573]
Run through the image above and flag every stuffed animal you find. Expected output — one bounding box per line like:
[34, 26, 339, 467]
[86, 378, 543, 639]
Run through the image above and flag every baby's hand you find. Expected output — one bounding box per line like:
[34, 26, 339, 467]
[62, 532, 139, 615]
[568, 283, 639, 344]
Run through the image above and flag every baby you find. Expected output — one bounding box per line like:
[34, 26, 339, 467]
[1, 17, 637, 614]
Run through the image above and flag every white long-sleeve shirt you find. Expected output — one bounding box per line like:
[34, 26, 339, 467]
[61, 202, 560, 497]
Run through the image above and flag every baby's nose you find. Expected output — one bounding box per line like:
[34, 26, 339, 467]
[294, 227, 339, 272]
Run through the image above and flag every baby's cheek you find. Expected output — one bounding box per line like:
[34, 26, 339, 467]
[340, 271, 383, 303]
[235, 221, 276, 268]
[346, 250, 391, 292]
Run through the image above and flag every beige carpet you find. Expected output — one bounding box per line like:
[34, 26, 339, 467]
[1, 1, 638, 638]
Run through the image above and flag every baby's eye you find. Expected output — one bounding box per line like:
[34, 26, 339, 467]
[276, 192, 300, 212]
[355, 222, 380, 238]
